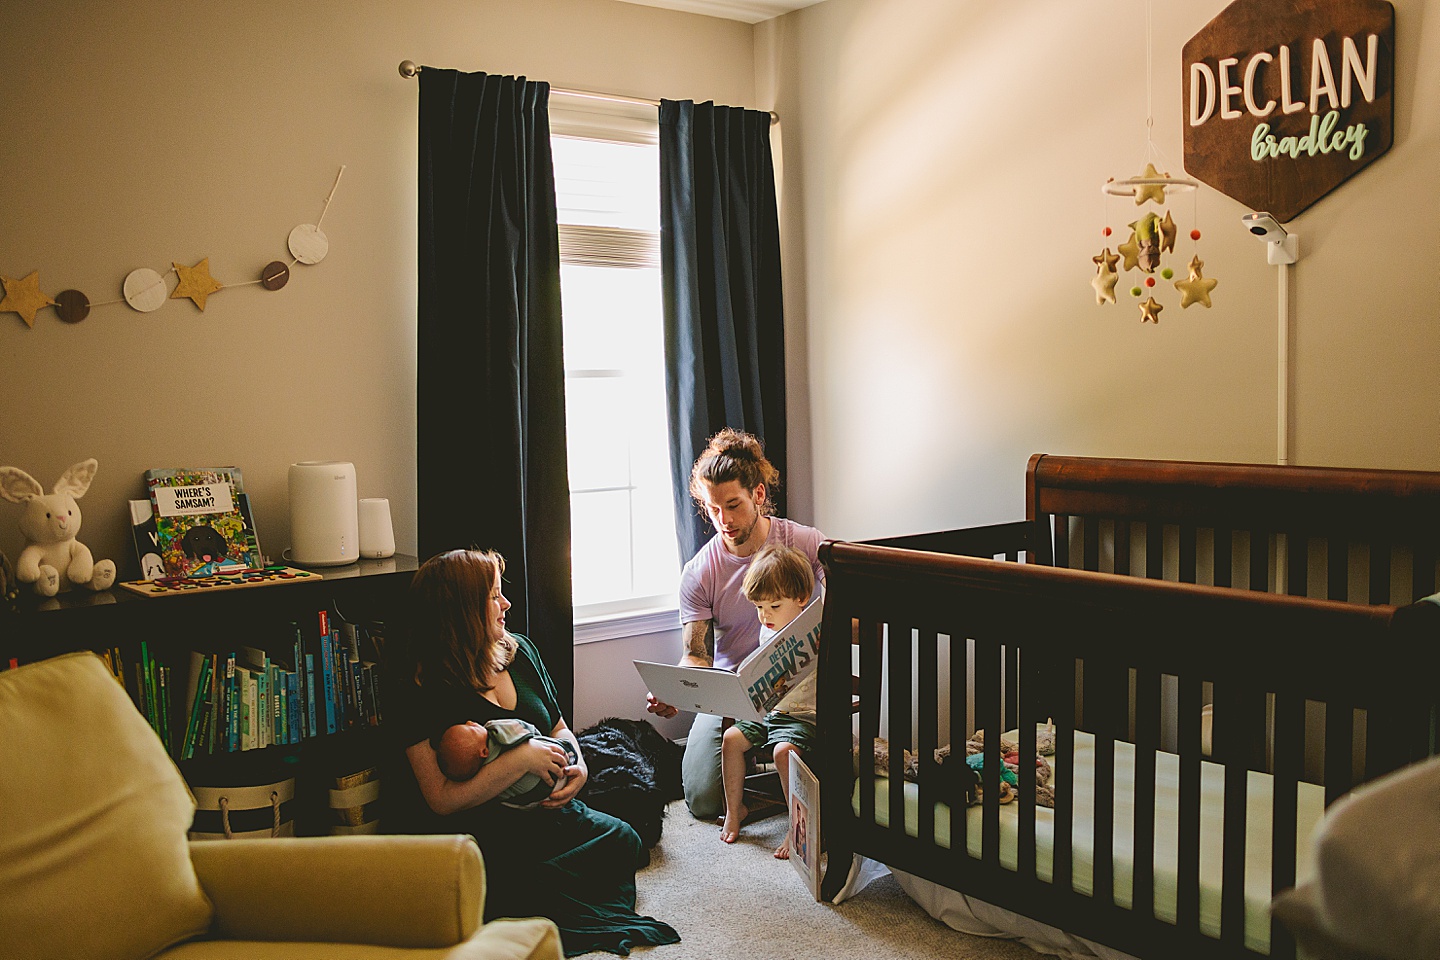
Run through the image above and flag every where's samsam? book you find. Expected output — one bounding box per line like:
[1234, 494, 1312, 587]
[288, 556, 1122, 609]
[144, 467, 262, 578]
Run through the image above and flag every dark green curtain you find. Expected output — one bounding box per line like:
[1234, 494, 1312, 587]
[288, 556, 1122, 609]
[658, 99, 787, 563]
[416, 68, 574, 713]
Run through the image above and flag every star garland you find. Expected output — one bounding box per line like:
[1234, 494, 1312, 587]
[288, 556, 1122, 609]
[1, 166, 344, 329]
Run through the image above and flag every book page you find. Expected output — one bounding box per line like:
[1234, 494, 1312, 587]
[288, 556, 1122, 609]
[788, 751, 822, 900]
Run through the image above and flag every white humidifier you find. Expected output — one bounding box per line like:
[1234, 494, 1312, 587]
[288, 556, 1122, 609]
[288, 461, 359, 566]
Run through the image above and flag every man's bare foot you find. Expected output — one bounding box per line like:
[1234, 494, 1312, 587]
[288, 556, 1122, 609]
[774, 838, 790, 860]
[720, 803, 748, 843]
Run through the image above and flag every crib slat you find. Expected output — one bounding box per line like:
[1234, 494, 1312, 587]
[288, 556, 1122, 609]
[1089, 658, 1119, 906]
[1175, 674, 1203, 936]
[858, 619, 882, 831]
[976, 638, 1002, 866]
[1132, 665, 1158, 923]
[1052, 658, 1076, 895]
[1369, 540, 1391, 605]
[1325, 702, 1355, 805]
[1216, 680, 1248, 948]
[1328, 538, 1349, 601]
[1146, 522, 1163, 580]
[1005, 645, 1020, 731]
[1114, 519, 1131, 576]
[1286, 531, 1308, 596]
[1179, 524, 1197, 583]
[1083, 517, 1100, 571]
[950, 631, 969, 858]
[1413, 545, 1437, 599]
[1250, 530, 1269, 592]
[1053, 514, 1071, 570]
[1213, 526, 1232, 588]
[917, 627, 938, 846]
[1017, 646, 1038, 883]
[1271, 690, 1302, 896]
[887, 620, 913, 845]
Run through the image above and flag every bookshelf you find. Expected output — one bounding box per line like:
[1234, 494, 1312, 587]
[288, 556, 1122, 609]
[2, 554, 419, 835]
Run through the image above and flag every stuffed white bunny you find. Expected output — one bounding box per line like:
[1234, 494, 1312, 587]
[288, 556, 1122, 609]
[0, 458, 117, 596]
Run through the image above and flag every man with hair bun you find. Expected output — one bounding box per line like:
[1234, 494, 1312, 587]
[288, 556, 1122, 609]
[644, 428, 825, 821]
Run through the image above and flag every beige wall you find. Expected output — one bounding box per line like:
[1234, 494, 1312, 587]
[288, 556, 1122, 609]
[0, 0, 754, 575]
[769, 0, 1440, 544]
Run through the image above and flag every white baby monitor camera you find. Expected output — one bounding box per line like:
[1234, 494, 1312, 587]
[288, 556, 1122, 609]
[1242, 212, 1287, 242]
[1242, 211, 1299, 265]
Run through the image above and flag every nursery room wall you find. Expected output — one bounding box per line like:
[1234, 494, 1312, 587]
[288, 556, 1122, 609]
[763, 0, 1440, 543]
[0, 0, 755, 589]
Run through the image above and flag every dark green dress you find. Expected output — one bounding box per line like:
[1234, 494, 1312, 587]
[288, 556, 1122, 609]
[386, 636, 679, 957]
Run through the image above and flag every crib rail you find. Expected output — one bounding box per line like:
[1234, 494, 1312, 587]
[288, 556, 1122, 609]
[816, 539, 1440, 959]
[1028, 454, 1440, 602]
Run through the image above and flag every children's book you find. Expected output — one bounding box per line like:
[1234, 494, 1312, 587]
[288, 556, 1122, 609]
[632, 594, 823, 720]
[143, 467, 262, 578]
[129, 499, 167, 581]
[788, 751, 822, 901]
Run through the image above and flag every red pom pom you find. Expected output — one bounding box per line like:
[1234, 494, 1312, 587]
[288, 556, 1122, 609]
[1145, 277, 1156, 287]
[1190, 229, 1201, 241]
[1102, 226, 1112, 237]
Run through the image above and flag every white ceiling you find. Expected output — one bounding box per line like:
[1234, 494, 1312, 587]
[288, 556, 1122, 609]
[612, 0, 826, 24]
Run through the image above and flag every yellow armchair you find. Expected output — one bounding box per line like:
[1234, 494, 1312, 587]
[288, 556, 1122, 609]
[0, 652, 560, 960]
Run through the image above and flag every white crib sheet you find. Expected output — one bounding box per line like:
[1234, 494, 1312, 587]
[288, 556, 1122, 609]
[853, 731, 1325, 954]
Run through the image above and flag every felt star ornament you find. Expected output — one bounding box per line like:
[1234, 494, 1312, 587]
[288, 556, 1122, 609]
[1158, 211, 1177, 253]
[1133, 162, 1169, 206]
[0, 271, 57, 328]
[1174, 255, 1218, 308]
[171, 258, 225, 311]
[1116, 231, 1141, 272]
[1091, 249, 1119, 305]
[1139, 296, 1164, 324]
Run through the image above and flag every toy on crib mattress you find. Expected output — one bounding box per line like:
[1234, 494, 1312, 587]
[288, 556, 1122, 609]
[0, 458, 117, 596]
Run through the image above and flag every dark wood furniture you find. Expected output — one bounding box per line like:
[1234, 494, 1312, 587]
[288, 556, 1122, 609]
[2, 556, 419, 835]
[817, 455, 1440, 960]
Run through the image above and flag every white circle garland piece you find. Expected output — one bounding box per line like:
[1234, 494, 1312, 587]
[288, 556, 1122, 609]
[288, 224, 330, 265]
[123, 268, 169, 312]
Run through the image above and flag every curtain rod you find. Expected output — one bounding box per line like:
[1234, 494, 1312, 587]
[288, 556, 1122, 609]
[398, 61, 777, 122]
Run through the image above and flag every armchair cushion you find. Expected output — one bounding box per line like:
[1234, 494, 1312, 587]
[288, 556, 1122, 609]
[188, 834, 485, 947]
[0, 652, 213, 960]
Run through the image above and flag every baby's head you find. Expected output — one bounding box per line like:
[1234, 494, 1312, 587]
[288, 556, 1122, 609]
[742, 544, 814, 633]
[436, 721, 490, 782]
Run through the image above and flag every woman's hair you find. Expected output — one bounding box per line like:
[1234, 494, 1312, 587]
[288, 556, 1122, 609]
[741, 544, 814, 604]
[689, 427, 780, 516]
[404, 548, 516, 692]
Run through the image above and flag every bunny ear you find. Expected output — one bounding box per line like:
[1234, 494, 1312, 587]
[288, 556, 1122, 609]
[0, 466, 45, 503]
[53, 459, 100, 498]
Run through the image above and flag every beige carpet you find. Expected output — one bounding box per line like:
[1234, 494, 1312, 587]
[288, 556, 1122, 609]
[574, 799, 1048, 959]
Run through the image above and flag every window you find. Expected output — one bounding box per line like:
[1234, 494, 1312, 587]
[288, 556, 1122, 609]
[552, 117, 682, 630]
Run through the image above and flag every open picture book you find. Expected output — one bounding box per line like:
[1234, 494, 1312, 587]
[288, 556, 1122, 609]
[633, 593, 822, 721]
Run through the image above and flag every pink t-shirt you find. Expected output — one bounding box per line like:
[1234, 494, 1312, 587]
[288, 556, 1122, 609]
[677, 518, 825, 671]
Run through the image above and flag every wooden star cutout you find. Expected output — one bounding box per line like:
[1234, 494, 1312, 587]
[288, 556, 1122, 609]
[1174, 255, 1218, 309]
[171, 258, 224, 311]
[1091, 249, 1119, 305]
[1116, 231, 1141, 272]
[1158, 211, 1177, 253]
[1134, 162, 1169, 206]
[0, 271, 57, 328]
[1139, 296, 1164, 324]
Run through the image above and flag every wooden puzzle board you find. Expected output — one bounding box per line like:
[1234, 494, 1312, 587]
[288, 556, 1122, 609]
[119, 565, 322, 598]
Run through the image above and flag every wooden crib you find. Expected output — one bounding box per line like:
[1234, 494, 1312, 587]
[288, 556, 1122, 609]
[815, 455, 1440, 959]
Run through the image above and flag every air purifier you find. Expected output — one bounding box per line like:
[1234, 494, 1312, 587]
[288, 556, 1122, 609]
[288, 461, 359, 566]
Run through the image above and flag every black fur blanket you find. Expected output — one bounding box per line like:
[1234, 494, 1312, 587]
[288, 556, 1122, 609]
[575, 717, 683, 858]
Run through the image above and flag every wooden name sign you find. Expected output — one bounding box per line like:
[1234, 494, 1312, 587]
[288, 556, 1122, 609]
[1182, 0, 1394, 222]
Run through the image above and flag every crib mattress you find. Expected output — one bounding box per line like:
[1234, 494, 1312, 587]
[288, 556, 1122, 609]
[853, 731, 1325, 954]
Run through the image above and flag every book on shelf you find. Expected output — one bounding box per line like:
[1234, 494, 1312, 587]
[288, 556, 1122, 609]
[787, 751, 823, 901]
[128, 499, 167, 581]
[142, 467, 262, 579]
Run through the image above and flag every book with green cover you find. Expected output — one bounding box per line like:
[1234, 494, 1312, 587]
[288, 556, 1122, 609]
[143, 467, 262, 578]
